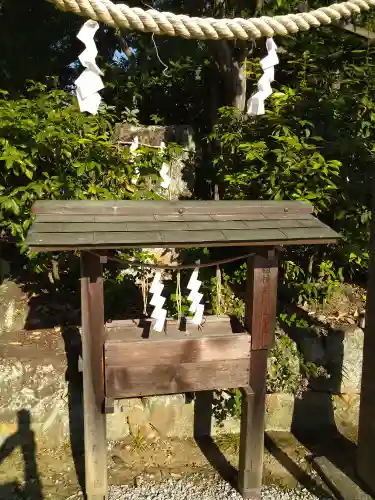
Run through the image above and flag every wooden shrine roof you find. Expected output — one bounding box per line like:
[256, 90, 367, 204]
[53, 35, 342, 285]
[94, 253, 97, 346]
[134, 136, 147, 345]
[26, 200, 340, 251]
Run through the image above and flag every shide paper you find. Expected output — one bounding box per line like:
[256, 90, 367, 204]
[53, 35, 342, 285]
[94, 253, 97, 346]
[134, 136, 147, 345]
[159, 142, 171, 189]
[150, 270, 167, 332]
[187, 268, 204, 325]
[247, 38, 279, 116]
[75, 20, 104, 115]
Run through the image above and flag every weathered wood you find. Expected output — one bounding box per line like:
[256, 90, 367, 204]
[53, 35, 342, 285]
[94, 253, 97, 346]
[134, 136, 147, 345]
[105, 315, 246, 342]
[105, 334, 251, 366]
[280, 227, 340, 240]
[32, 199, 313, 216]
[32, 218, 328, 233]
[27, 200, 340, 252]
[103, 398, 115, 415]
[357, 172, 375, 495]
[81, 252, 107, 499]
[238, 251, 278, 499]
[245, 252, 279, 351]
[105, 359, 250, 398]
[35, 212, 312, 223]
[27, 226, 339, 250]
[238, 351, 268, 500]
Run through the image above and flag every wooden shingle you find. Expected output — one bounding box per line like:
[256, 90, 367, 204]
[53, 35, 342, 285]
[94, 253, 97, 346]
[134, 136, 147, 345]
[26, 200, 340, 251]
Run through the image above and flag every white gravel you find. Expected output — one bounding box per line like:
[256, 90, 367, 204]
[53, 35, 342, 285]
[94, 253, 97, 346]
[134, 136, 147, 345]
[103, 476, 332, 500]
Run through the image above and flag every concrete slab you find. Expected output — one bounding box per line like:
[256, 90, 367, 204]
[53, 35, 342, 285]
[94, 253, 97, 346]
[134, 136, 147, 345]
[313, 456, 373, 500]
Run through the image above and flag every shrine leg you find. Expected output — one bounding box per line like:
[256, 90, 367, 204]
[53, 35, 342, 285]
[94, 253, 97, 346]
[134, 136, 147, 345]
[238, 251, 278, 499]
[81, 252, 108, 499]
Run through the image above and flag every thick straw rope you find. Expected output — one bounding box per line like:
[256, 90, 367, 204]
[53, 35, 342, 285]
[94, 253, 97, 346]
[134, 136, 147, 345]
[48, 0, 375, 40]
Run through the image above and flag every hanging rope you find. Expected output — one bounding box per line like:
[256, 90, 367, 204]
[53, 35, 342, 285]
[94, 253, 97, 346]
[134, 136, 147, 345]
[48, 0, 375, 40]
[176, 270, 182, 321]
[88, 250, 255, 269]
[141, 276, 148, 315]
[216, 265, 222, 317]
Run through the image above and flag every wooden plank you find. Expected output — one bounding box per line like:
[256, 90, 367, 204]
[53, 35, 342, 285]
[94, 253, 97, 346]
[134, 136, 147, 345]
[105, 334, 251, 366]
[32, 200, 313, 216]
[27, 232, 94, 246]
[33, 222, 127, 233]
[187, 221, 248, 230]
[245, 252, 279, 350]
[126, 221, 187, 232]
[36, 214, 96, 223]
[263, 213, 312, 220]
[29, 222, 336, 244]
[280, 227, 339, 240]
[296, 218, 332, 228]
[34, 213, 316, 225]
[105, 316, 247, 343]
[335, 20, 375, 41]
[222, 229, 284, 242]
[27, 238, 340, 252]
[92, 231, 163, 245]
[33, 220, 310, 233]
[238, 350, 268, 500]
[105, 359, 250, 398]
[159, 230, 227, 243]
[245, 219, 314, 229]
[80, 252, 107, 498]
[357, 171, 375, 495]
[238, 251, 279, 499]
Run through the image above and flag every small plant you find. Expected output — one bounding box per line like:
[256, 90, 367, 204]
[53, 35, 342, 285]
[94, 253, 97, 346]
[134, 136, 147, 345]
[215, 433, 240, 454]
[127, 417, 147, 451]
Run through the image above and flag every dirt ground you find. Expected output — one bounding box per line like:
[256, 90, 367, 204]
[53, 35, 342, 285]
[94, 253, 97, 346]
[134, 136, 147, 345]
[0, 431, 337, 499]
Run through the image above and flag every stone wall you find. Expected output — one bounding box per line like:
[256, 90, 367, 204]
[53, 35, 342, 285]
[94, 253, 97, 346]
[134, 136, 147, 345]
[0, 279, 363, 447]
[0, 327, 361, 448]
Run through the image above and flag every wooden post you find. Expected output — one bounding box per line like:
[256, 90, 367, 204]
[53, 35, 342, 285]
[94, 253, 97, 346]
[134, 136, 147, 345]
[357, 176, 375, 495]
[81, 252, 108, 500]
[238, 250, 278, 500]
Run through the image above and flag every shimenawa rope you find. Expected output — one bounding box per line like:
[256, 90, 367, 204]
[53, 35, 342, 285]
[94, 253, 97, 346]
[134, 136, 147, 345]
[47, 0, 375, 40]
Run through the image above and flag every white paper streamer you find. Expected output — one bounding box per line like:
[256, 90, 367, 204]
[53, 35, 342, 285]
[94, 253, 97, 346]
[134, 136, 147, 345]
[75, 20, 104, 115]
[247, 38, 279, 117]
[130, 136, 140, 185]
[187, 268, 204, 325]
[159, 141, 171, 189]
[150, 270, 167, 332]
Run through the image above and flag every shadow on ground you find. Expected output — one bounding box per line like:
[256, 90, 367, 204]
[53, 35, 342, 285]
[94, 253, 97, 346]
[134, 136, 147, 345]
[269, 304, 373, 499]
[0, 410, 43, 499]
[194, 391, 238, 489]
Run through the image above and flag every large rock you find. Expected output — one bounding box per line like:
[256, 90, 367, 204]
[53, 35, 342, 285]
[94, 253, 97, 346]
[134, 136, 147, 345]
[325, 326, 364, 394]
[291, 324, 364, 395]
[113, 123, 195, 200]
[0, 280, 28, 334]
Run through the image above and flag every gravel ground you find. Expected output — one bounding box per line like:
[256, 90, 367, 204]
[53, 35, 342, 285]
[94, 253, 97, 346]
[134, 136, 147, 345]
[68, 476, 333, 500]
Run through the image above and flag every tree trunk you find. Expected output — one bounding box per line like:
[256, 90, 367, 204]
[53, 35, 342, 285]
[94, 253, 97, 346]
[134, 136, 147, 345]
[209, 40, 247, 111]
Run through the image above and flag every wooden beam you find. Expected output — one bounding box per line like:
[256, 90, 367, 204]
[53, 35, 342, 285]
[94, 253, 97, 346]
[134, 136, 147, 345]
[105, 334, 251, 366]
[357, 173, 375, 495]
[245, 251, 279, 351]
[334, 21, 375, 41]
[81, 252, 108, 499]
[106, 358, 250, 398]
[238, 251, 278, 499]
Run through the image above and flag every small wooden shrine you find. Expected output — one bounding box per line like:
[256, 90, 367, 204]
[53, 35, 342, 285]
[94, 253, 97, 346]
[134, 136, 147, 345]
[26, 199, 339, 500]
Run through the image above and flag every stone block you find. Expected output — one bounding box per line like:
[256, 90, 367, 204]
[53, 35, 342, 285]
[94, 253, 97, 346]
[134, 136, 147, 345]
[113, 123, 195, 200]
[266, 393, 294, 432]
[325, 326, 363, 394]
[0, 280, 28, 334]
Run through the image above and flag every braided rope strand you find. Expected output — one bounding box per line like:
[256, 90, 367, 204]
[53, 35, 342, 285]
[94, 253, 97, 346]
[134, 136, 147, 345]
[47, 0, 375, 40]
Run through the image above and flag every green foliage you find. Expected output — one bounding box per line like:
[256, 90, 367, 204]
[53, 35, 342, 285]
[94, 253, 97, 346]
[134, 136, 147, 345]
[0, 83, 167, 251]
[213, 322, 329, 425]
